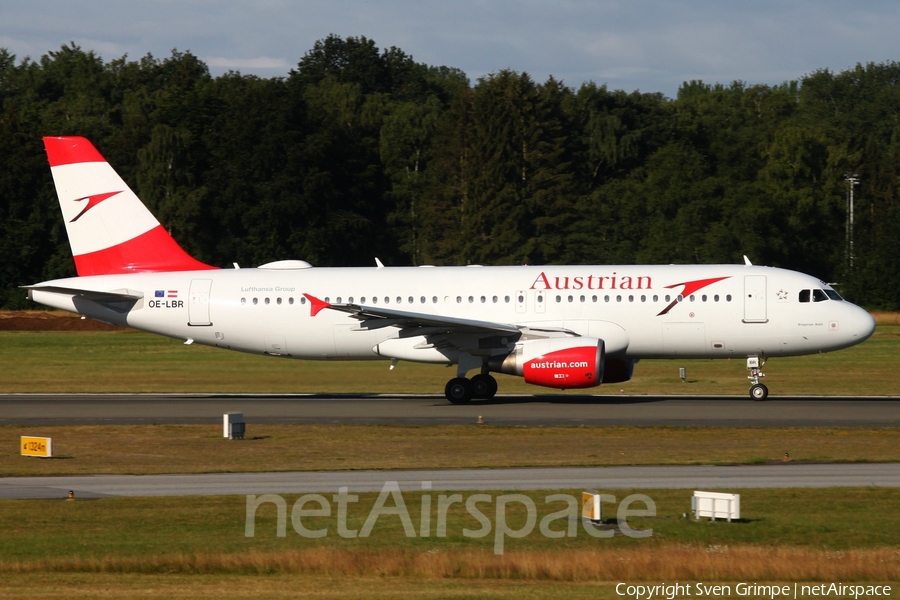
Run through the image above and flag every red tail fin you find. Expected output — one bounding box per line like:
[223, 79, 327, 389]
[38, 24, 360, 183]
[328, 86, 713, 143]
[43, 136, 217, 276]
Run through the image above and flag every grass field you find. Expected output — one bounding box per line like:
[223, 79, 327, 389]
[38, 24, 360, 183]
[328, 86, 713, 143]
[1, 488, 898, 586]
[2, 424, 899, 476]
[1, 324, 899, 395]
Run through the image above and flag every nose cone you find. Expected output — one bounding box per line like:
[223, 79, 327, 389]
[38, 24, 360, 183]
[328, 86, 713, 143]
[847, 304, 876, 345]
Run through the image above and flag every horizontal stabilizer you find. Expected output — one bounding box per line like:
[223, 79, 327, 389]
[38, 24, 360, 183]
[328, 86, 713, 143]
[23, 285, 144, 302]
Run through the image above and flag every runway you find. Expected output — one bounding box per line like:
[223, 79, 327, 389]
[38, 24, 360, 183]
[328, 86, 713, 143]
[2, 393, 899, 426]
[2, 463, 898, 499]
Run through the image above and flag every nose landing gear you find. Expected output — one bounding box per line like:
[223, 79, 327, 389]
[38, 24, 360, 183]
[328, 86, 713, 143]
[747, 355, 768, 400]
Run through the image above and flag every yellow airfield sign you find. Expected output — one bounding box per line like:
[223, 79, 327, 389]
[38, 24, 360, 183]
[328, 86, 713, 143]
[21, 436, 53, 457]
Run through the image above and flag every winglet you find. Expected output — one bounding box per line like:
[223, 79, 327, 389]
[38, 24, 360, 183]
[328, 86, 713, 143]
[303, 293, 331, 317]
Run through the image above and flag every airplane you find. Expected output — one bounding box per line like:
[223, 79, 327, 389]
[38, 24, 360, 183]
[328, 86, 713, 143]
[26, 136, 876, 403]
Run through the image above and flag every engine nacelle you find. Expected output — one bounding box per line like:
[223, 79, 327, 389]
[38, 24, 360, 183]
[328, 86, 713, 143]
[602, 358, 636, 384]
[489, 337, 604, 390]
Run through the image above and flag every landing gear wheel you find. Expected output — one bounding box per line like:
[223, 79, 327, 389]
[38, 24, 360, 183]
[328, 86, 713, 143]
[749, 383, 769, 401]
[471, 374, 498, 399]
[445, 377, 474, 404]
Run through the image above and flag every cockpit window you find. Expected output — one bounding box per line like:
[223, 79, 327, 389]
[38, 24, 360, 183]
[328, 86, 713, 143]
[799, 289, 810, 303]
[812, 289, 828, 302]
[824, 289, 843, 301]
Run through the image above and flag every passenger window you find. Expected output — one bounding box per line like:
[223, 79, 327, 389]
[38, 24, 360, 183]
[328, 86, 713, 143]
[605, 295, 610, 302]
[289, 297, 294, 305]
[813, 289, 828, 302]
[640, 295, 646, 302]
[265, 298, 271, 305]
[568, 295, 573, 302]
[480, 296, 486, 303]
[277, 298, 283, 305]
[457, 296, 462, 303]
[372, 297, 378, 304]
[241, 298, 246, 305]
[799, 289, 810, 303]
[408, 296, 414, 304]
[580, 295, 585, 303]
[556, 295, 561, 303]
[253, 298, 258, 305]
[420, 296, 425, 303]
[348, 297, 354, 303]
[592, 295, 598, 302]
[617, 295, 622, 302]
[300, 297, 306, 305]
[468, 296, 474, 303]
[726, 295, 732, 302]
[714, 295, 719, 302]
[384, 297, 390, 304]
[433, 296, 438, 303]
[628, 295, 634, 302]
[653, 295, 658, 302]
[506, 296, 511, 303]
[335, 297, 340, 304]
[701, 295, 707, 302]
[665, 295, 671, 303]
[493, 296, 498, 303]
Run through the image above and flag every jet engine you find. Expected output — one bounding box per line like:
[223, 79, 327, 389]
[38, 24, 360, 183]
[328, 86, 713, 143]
[488, 337, 604, 389]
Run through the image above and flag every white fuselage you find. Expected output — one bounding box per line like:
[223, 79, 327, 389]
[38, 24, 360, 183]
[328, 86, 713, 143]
[30, 263, 875, 364]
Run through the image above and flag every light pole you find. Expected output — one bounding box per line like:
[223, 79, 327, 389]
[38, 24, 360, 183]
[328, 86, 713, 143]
[845, 173, 859, 269]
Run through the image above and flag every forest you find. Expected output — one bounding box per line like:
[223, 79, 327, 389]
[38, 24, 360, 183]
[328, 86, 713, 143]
[1, 35, 899, 309]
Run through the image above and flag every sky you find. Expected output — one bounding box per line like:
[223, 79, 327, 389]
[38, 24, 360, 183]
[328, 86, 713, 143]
[2, 0, 899, 98]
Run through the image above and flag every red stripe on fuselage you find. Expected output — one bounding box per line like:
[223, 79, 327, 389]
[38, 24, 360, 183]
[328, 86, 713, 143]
[72, 225, 217, 276]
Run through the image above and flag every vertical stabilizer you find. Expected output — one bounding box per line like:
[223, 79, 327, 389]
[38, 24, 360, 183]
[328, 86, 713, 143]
[43, 136, 216, 276]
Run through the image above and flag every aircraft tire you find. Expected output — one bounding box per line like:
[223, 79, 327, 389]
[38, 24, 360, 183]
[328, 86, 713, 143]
[749, 383, 769, 401]
[471, 374, 498, 399]
[445, 377, 474, 404]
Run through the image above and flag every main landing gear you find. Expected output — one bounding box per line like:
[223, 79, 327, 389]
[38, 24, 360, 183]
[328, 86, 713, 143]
[747, 355, 768, 401]
[444, 373, 498, 404]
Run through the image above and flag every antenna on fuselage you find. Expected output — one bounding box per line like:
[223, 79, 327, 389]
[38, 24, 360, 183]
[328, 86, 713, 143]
[375, 257, 385, 269]
[743, 255, 753, 266]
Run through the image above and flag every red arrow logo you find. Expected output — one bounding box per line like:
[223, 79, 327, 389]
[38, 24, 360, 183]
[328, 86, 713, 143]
[70, 191, 122, 222]
[656, 276, 731, 316]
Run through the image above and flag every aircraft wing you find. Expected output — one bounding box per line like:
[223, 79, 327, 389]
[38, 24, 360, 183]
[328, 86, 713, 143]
[303, 293, 571, 338]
